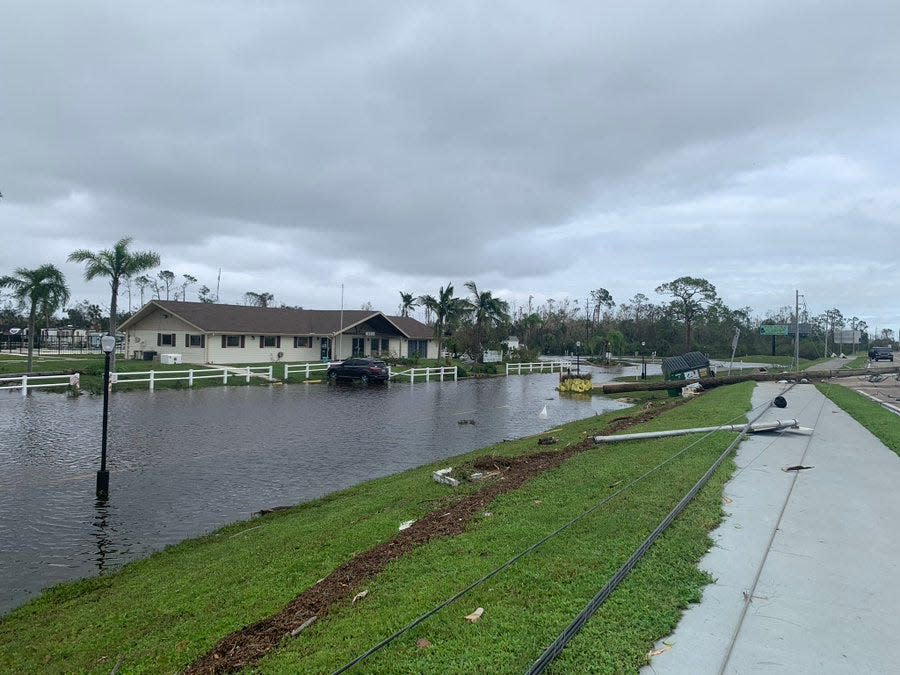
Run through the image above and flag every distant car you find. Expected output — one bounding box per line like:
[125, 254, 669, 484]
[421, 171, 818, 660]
[869, 347, 894, 362]
[326, 358, 390, 384]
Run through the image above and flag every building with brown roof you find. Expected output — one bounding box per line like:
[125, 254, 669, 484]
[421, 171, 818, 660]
[118, 301, 436, 364]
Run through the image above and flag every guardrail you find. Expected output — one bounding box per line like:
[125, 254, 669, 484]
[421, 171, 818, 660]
[506, 361, 573, 375]
[283, 362, 332, 380]
[110, 366, 272, 391]
[390, 366, 458, 382]
[0, 373, 80, 396]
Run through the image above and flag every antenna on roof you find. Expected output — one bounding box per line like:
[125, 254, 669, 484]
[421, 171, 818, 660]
[215, 268, 221, 303]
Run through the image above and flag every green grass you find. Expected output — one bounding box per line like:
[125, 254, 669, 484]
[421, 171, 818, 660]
[0, 383, 754, 673]
[817, 383, 900, 456]
[840, 354, 869, 369]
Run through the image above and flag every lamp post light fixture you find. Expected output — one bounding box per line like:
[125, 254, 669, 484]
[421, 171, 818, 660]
[641, 341, 647, 380]
[96, 334, 116, 500]
[575, 341, 581, 375]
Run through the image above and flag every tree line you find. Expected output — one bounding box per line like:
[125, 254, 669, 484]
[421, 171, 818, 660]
[1, 239, 893, 374]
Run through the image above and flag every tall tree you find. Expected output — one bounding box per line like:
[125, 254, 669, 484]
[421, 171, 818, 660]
[69, 237, 161, 370]
[156, 270, 175, 300]
[590, 288, 615, 323]
[419, 283, 466, 362]
[134, 274, 153, 306]
[655, 276, 718, 352]
[0, 264, 70, 373]
[180, 274, 197, 302]
[198, 285, 214, 303]
[464, 281, 510, 364]
[244, 291, 274, 307]
[399, 291, 417, 318]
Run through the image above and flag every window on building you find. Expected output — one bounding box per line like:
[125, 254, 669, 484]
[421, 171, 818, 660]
[381, 338, 390, 352]
[260, 335, 280, 348]
[352, 337, 365, 356]
[186, 334, 205, 348]
[222, 335, 244, 348]
[157, 333, 176, 347]
[408, 339, 428, 358]
[294, 336, 313, 349]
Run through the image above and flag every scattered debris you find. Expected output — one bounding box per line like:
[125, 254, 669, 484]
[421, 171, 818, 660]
[465, 607, 484, 623]
[432, 468, 460, 487]
[722, 496, 733, 505]
[773, 395, 787, 408]
[458, 419, 476, 425]
[681, 382, 703, 398]
[482, 511, 492, 517]
[533, 499, 542, 505]
[800, 378, 809, 384]
[783, 465, 814, 472]
[539, 404, 549, 419]
[537, 436, 558, 446]
[416, 638, 432, 649]
[469, 472, 485, 481]
[398, 520, 415, 531]
[289, 616, 317, 637]
[352, 590, 369, 604]
[647, 642, 674, 658]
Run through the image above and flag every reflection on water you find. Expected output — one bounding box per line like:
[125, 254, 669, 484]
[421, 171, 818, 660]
[0, 369, 631, 614]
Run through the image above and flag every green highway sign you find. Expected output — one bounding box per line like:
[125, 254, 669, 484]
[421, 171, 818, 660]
[759, 324, 790, 336]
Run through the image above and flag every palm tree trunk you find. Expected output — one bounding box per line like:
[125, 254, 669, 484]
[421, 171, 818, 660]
[27, 304, 36, 374]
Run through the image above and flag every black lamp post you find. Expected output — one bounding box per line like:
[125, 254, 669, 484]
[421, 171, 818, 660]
[641, 341, 647, 380]
[96, 334, 116, 500]
[575, 341, 581, 376]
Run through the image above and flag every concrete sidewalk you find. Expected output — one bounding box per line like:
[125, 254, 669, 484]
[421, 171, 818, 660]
[643, 382, 900, 674]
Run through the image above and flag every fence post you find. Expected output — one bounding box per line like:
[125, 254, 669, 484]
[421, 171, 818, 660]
[453, 366, 458, 381]
[223, 369, 228, 384]
[425, 368, 430, 383]
[245, 367, 251, 383]
[149, 370, 155, 391]
[188, 369, 194, 387]
[267, 366, 272, 380]
[439, 368, 444, 382]
[284, 363, 289, 380]
[21, 375, 27, 397]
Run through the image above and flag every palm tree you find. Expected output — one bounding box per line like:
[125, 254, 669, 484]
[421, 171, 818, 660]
[0, 264, 70, 373]
[465, 281, 510, 364]
[399, 291, 417, 318]
[68, 237, 161, 369]
[418, 283, 466, 362]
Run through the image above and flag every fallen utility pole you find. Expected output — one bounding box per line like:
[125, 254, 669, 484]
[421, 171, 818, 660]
[598, 365, 899, 394]
[594, 419, 809, 444]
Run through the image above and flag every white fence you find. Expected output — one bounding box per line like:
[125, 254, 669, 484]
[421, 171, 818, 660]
[110, 366, 273, 391]
[505, 361, 573, 375]
[390, 366, 458, 382]
[0, 373, 80, 395]
[283, 362, 331, 380]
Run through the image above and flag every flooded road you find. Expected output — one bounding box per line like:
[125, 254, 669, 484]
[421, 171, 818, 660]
[0, 370, 630, 614]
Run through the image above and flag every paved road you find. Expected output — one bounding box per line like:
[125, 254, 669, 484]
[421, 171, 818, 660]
[643, 382, 900, 674]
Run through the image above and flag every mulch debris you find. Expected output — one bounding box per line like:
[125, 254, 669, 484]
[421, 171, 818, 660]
[186, 401, 674, 673]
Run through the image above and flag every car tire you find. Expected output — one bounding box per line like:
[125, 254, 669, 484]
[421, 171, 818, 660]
[360, 374, 369, 384]
[328, 371, 338, 381]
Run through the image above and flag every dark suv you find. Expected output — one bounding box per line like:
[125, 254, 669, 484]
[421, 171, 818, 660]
[326, 358, 390, 383]
[869, 347, 894, 362]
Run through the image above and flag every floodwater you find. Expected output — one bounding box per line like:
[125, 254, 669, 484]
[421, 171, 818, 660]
[0, 368, 631, 614]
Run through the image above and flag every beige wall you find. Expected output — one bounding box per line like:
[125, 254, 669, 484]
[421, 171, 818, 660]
[124, 307, 436, 364]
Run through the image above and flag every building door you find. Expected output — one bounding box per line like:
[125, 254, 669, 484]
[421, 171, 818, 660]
[320, 337, 332, 360]
[352, 337, 365, 357]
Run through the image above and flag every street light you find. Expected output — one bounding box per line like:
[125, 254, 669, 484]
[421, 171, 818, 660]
[96, 334, 116, 500]
[575, 341, 581, 376]
[641, 341, 647, 380]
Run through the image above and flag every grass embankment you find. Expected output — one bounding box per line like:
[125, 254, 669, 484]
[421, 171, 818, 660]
[0, 383, 754, 673]
[817, 383, 900, 457]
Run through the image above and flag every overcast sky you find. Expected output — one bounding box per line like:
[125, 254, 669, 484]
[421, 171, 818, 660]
[2, 1, 899, 332]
